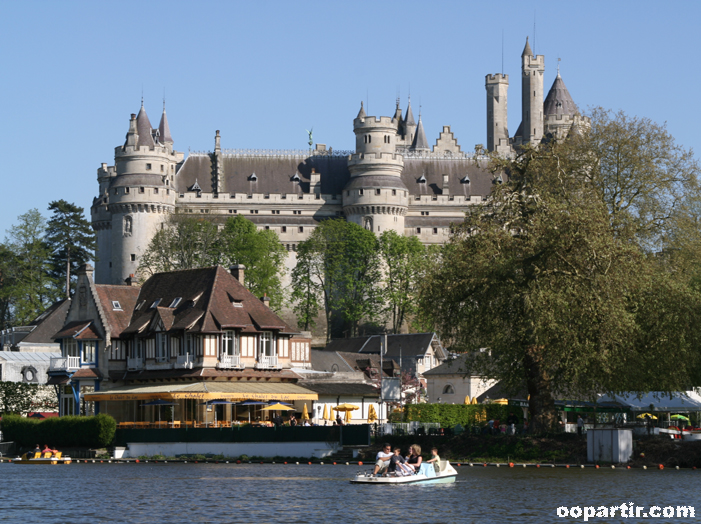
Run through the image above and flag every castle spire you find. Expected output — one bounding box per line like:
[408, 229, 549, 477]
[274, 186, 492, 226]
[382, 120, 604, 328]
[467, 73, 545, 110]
[135, 103, 155, 147]
[410, 113, 430, 152]
[357, 101, 366, 119]
[404, 98, 416, 126]
[544, 73, 577, 117]
[158, 105, 173, 145]
[522, 36, 533, 57]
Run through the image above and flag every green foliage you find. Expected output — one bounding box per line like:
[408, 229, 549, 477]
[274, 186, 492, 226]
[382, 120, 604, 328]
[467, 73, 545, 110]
[0, 381, 39, 414]
[418, 110, 701, 433]
[2, 413, 117, 448]
[216, 215, 287, 310]
[405, 403, 510, 428]
[45, 200, 96, 297]
[4, 209, 58, 324]
[292, 219, 382, 340]
[378, 231, 427, 334]
[138, 215, 287, 309]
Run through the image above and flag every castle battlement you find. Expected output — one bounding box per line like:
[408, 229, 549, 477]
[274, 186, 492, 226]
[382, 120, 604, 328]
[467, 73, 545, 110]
[486, 73, 509, 83]
[353, 115, 397, 129]
[349, 152, 404, 162]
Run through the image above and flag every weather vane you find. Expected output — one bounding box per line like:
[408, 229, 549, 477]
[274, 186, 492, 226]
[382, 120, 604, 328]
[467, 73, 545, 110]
[306, 128, 313, 153]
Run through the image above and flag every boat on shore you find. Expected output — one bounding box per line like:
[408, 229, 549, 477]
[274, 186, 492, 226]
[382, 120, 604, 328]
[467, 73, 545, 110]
[15, 451, 72, 465]
[350, 460, 457, 485]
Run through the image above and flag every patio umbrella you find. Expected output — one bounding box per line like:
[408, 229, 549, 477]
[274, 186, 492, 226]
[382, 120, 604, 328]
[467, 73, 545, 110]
[332, 403, 359, 412]
[671, 414, 690, 421]
[636, 413, 658, 420]
[345, 409, 352, 424]
[261, 403, 294, 411]
[322, 405, 329, 421]
[367, 404, 377, 423]
[301, 404, 309, 421]
[464, 396, 471, 405]
[236, 400, 268, 423]
[471, 397, 478, 405]
[199, 400, 236, 426]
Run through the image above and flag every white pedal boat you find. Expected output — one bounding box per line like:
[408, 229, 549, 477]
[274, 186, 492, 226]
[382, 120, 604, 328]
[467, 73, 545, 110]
[350, 460, 457, 485]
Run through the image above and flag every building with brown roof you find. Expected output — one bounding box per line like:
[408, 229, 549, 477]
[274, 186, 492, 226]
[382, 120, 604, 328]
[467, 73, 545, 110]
[50, 264, 315, 421]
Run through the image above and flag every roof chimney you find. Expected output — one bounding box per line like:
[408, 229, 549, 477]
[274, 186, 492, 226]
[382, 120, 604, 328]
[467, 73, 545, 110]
[230, 265, 246, 286]
[124, 273, 137, 286]
[261, 293, 270, 308]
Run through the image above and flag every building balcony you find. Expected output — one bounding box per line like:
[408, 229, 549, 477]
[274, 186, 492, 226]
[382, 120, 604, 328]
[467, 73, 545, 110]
[49, 356, 80, 372]
[255, 354, 280, 370]
[218, 354, 243, 369]
[175, 354, 193, 369]
[127, 357, 144, 371]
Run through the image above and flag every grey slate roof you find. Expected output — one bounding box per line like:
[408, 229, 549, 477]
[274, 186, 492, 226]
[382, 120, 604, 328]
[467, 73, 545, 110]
[404, 100, 416, 126]
[423, 354, 475, 376]
[136, 105, 155, 148]
[22, 299, 70, 344]
[0, 351, 60, 363]
[158, 108, 173, 144]
[543, 74, 578, 117]
[522, 37, 533, 57]
[176, 153, 497, 199]
[411, 116, 430, 151]
[302, 382, 379, 397]
[311, 349, 354, 372]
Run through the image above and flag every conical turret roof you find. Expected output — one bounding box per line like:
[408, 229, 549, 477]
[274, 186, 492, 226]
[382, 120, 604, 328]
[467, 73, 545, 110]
[404, 99, 416, 126]
[522, 37, 533, 57]
[544, 73, 577, 117]
[357, 101, 366, 119]
[411, 115, 430, 151]
[136, 103, 155, 147]
[158, 107, 173, 144]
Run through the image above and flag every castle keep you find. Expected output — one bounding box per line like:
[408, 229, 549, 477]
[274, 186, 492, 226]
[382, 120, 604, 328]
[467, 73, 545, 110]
[91, 39, 586, 287]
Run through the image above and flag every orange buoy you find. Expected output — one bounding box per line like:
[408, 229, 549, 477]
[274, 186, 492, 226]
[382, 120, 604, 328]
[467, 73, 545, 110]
[595, 465, 599, 469]
[236, 460, 241, 464]
[658, 464, 664, 470]
[308, 461, 312, 465]
[333, 462, 336, 465]
[509, 463, 514, 468]
[565, 465, 570, 469]
[358, 461, 363, 466]
[483, 463, 487, 467]
[536, 464, 540, 468]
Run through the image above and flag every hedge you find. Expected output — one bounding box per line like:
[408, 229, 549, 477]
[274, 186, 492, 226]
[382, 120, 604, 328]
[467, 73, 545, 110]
[404, 403, 515, 428]
[1, 414, 117, 448]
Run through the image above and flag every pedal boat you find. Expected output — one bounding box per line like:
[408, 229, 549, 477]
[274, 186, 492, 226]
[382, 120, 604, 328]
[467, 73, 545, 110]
[15, 451, 72, 464]
[350, 460, 457, 485]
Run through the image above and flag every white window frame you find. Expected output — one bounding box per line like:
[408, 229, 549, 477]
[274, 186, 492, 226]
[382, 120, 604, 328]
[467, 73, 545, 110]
[83, 341, 96, 363]
[260, 331, 274, 357]
[223, 331, 239, 356]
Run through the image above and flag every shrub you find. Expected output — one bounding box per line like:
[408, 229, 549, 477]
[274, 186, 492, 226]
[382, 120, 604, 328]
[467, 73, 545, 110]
[404, 403, 511, 428]
[2, 413, 117, 448]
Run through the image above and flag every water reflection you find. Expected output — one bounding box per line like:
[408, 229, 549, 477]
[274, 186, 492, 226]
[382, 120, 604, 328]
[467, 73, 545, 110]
[1, 463, 699, 523]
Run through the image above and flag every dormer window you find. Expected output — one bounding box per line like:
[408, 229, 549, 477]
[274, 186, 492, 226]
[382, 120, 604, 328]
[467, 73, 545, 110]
[150, 299, 162, 309]
[232, 300, 243, 308]
[134, 300, 146, 311]
[169, 297, 182, 308]
[291, 173, 300, 182]
[418, 175, 427, 184]
[111, 301, 122, 311]
[461, 176, 470, 184]
[249, 173, 258, 181]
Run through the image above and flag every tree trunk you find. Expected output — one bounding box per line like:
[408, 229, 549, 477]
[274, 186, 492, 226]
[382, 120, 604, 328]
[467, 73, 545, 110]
[524, 347, 558, 433]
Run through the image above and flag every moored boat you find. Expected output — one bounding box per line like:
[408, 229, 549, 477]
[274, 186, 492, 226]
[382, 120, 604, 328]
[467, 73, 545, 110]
[350, 460, 457, 485]
[15, 451, 72, 465]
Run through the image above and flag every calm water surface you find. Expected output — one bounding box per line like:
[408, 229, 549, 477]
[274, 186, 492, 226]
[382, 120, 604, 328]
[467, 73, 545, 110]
[2, 462, 699, 523]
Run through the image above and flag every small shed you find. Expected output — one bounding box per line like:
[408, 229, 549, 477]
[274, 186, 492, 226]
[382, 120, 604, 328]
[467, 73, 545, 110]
[587, 428, 633, 463]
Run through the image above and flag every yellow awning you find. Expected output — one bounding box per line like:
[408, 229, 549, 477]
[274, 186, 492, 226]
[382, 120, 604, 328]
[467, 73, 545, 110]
[84, 381, 318, 402]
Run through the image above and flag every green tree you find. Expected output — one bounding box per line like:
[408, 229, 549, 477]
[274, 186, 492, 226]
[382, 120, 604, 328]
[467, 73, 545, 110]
[5, 209, 58, 324]
[378, 230, 426, 333]
[0, 244, 19, 330]
[419, 130, 701, 432]
[216, 215, 287, 310]
[292, 219, 382, 342]
[137, 215, 219, 278]
[45, 200, 96, 297]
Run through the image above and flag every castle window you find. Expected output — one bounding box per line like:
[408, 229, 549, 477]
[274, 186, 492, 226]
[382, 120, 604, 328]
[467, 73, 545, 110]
[131, 254, 136, 261]
[166, 189, 170, 195]
[146, 164, 152, 170]
[126, 187, 130, 193]
[416, 228, 421, 234]
[315, 193, 320, 200]
[265, 226, 270, 230]
[139, 187, 145, 193]
[299, 227, 304, 233]
[392, 189, 396, 196]
[376, 189, 381, 195]
[369, 135, 371, 143]
[282, 226, 287, 233]
[160, 165, 164, 172]
[154, 188, 158, 194]
[298, 194, 303, 200]
[442, 384, 455, 395]
[114, 189, 118, 195]
[433, 228, 438, 235]
[359, 189, 364, 196]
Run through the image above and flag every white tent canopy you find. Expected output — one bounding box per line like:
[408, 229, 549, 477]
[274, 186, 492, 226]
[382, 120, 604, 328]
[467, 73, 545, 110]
[598, 391, 701, 412]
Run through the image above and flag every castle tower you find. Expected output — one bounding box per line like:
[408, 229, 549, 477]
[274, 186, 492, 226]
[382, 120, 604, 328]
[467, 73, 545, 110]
[520, 37, 545, 146]
[343, 102, 408, 234]
[485, 73, 510, 153]
[403, 99, 417, 146]
[543, 71, 590, 140]
[91, 103, 184, 284]
[410, 114, 430, 152]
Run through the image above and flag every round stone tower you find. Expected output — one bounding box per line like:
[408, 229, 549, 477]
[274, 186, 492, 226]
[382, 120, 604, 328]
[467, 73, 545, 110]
[343, 102, 408, 234]
[92, 103, 183, 284]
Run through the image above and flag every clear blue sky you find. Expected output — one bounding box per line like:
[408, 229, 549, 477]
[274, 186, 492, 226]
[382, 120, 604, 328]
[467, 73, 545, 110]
[1, 1, 699, 234]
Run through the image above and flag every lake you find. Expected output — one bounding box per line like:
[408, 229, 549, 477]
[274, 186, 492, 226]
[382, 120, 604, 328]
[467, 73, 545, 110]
[2, 462, 699, 523]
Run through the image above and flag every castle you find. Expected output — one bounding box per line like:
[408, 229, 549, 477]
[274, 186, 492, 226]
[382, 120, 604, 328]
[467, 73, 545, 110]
[91, 38, 586, 294]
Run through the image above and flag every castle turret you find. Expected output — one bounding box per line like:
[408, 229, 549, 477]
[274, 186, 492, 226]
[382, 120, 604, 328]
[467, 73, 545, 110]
[403, 99, 417, 146]
[543, 71, 590, 141]
[92, 104, 184, 284]
[158, 105, 173, 145]
[485, 73, 511, 154]
[410, 114, 430, 152]
[519, 37, 544, 146]
[343, 103, 408, 234]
